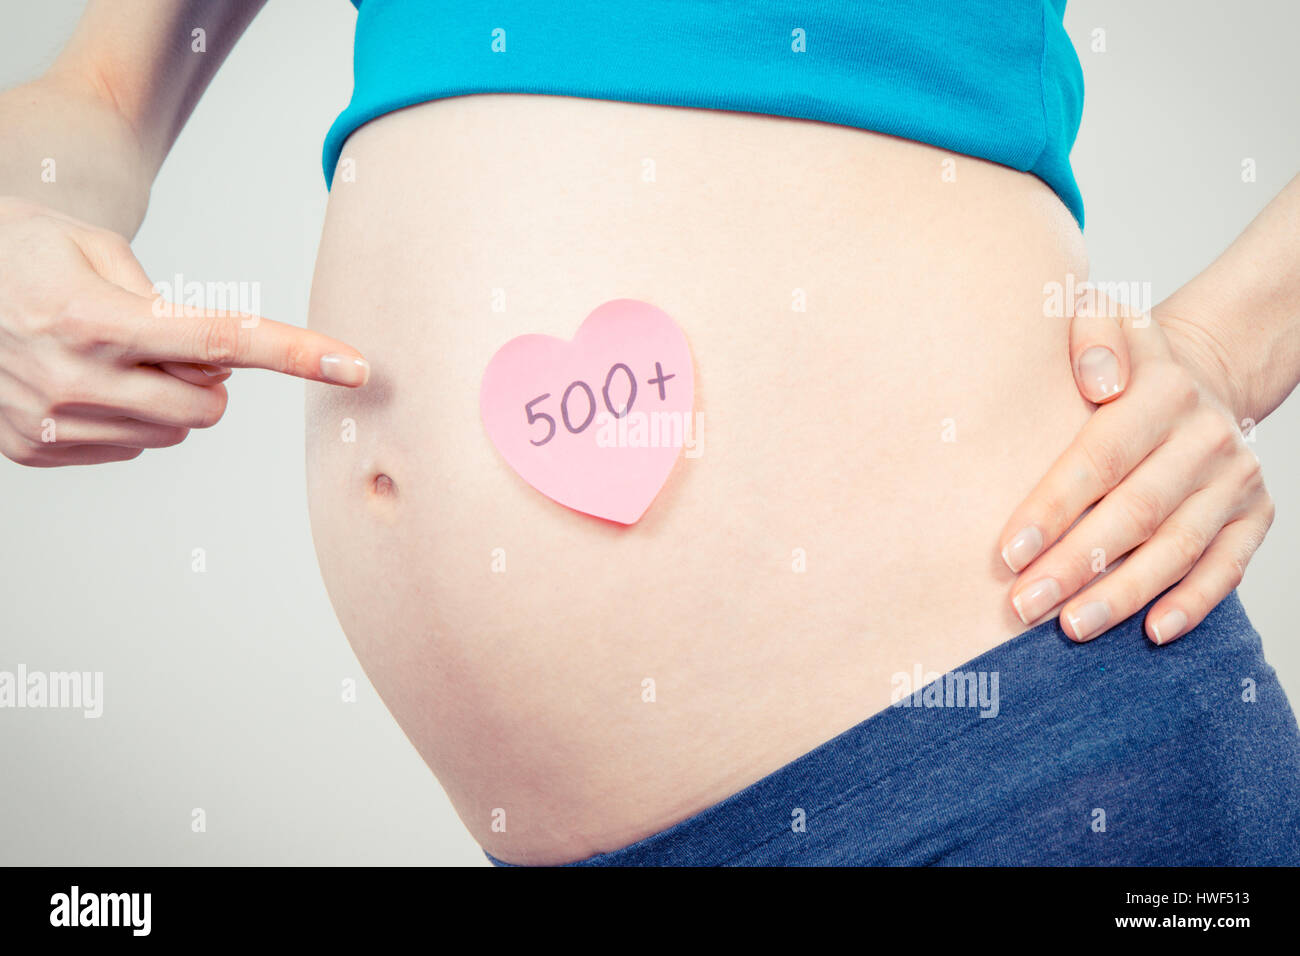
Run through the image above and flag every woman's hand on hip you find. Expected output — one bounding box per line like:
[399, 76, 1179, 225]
[999, 289, 1272, 644]
[0, 196, 369, 467]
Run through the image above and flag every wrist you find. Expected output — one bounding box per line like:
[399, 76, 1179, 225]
[1152, 300, 1256, 427]
[0, 73, 153, 236]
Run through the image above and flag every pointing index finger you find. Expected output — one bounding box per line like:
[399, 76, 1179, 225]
[123, 293, 369, 386]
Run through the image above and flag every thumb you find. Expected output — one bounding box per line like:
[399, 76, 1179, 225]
[155, 360, 232, 386]
[1069, 288, 1131, 403]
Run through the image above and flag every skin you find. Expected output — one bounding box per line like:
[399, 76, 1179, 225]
[0, 0, 368, 467]
[2, 1, 1296, 862]
[307, 95, 1102, 862]
[1002, 179, 1299, 645]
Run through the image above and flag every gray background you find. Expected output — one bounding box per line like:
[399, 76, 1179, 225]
[1, 0, 1296, 865]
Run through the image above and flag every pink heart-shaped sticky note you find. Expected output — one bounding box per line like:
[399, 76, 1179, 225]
[480, 299, 695, 524]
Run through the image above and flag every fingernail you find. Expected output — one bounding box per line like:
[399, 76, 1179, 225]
[1078, 347, 1120, 401]
[1002, 526, 1044, 573]
[1152, 609, 1188, 645]
[199, 364, 227, 377]
[1012, 577, 1062, 625]
[1066, 600, 1110, 642]
[320, 354, 370, 386]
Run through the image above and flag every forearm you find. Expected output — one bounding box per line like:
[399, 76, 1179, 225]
[1157, 174, 1300, 427]
[1, 0, 268, 238]
[0, 72, 153, 237]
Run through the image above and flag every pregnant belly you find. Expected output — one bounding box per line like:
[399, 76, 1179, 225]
[305, 95, 1093, 864]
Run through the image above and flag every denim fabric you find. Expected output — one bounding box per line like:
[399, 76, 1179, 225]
[487, 591, 1300, 866]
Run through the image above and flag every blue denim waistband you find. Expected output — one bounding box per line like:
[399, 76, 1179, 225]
[487, 591, 1300, 866]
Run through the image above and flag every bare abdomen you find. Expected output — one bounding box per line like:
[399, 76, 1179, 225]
[304, 94, 1092, 864]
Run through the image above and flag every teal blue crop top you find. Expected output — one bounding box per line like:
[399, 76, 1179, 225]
[324, 0, 1086, 227]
